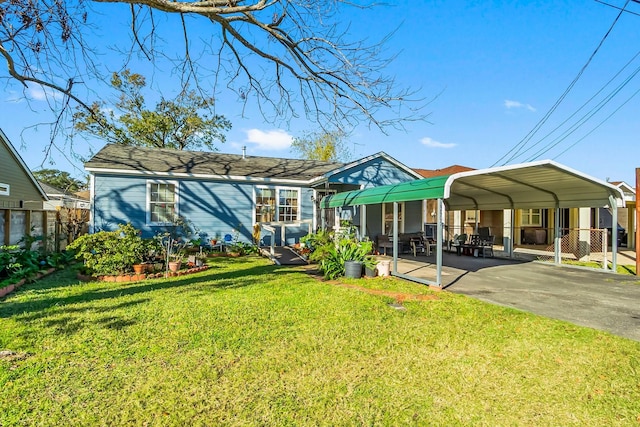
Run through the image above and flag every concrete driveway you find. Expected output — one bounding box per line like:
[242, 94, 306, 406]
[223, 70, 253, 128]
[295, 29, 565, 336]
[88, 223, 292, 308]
[440, 257, 640, 342]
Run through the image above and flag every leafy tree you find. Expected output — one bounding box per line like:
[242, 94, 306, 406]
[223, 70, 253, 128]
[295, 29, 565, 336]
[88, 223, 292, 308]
[0, 0, 425, 158]
[291, 130, 350, 162]
[32, 168, 86, 193]
[73, 70, 231, 150]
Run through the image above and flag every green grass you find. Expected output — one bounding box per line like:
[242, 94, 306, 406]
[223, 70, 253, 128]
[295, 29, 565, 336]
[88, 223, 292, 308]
[1, 256, 640, 426]
[560, 259, 637, 275]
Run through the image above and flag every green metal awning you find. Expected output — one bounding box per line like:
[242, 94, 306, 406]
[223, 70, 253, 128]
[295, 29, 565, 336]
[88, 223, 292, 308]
[320, 160, 625, 210]
[320, 175, 450, 208]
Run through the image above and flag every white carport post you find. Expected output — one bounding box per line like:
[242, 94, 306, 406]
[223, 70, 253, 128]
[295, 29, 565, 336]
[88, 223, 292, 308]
[392, 201, 399, 273]
[509, 209, 515, 258]
[554, 204, 561, 265]
[610, 195, 618, 272]
[360, 204, 367, 241]
[436, 198, 444, 287]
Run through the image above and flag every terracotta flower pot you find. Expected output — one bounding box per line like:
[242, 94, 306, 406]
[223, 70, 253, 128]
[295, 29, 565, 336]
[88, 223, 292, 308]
[168, 261, 182, 272]
[133, 264, 145, 274]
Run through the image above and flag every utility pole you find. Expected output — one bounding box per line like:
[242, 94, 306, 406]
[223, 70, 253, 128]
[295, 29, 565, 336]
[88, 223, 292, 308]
[636, 167, 639, 275]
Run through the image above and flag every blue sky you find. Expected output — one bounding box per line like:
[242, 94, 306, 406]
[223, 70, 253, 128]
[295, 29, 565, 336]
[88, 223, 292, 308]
[2, 0, 640, 185]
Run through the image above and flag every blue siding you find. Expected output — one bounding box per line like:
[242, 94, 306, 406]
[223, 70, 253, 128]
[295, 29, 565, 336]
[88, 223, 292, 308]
[404, 200, 423, 233]
[93, 175, 147, 232]
[329, 158, 416, 188]
[93, 174, 314, 244]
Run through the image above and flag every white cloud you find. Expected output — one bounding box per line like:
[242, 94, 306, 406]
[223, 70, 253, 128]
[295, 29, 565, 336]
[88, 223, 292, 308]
[504, 99, 536, 112]
[420, 137, 456, 149]
[6, 85, 63, 103]
[244, 128, 293, 150]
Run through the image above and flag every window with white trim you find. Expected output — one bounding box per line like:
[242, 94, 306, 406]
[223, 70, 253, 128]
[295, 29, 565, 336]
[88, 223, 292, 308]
[255, 187, 300, 222]
[148, 181, 178, 224]
[465, 209, 477, 222]
[520, 208, 542, 226]
[256, 188, 276, 222]
[0, 183, 9, 196]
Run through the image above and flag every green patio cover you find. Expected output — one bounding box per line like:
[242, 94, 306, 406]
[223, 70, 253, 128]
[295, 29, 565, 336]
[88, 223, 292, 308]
[320, 175, 450, 208]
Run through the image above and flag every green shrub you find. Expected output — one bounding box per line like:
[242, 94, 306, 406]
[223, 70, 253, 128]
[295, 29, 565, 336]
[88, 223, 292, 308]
[67, 223, 147, 275]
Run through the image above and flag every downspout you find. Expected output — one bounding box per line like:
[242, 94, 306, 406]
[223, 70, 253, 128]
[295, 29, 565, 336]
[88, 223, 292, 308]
[89, 174, 95, 234]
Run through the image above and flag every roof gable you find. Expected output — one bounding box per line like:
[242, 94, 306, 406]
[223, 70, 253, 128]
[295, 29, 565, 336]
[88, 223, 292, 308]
[414, 165, 475, 179]
[0, 129, 48, 202]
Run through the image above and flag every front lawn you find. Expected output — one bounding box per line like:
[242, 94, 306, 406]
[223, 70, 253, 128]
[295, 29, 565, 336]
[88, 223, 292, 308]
[1, 257, 639, 425]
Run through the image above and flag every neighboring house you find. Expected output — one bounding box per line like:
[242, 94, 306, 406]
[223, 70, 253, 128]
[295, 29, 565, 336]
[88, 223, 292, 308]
[39, 181, 91, 211]
[85, 144, 422, 244]
[413, 163, 629, 250]
[0, 129, 48, 211]
[597, 181, 636, 249]
[0, 129, 51, 246]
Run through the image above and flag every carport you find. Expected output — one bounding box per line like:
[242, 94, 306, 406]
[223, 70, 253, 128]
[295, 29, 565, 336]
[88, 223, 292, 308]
[321, 160, 625, 287]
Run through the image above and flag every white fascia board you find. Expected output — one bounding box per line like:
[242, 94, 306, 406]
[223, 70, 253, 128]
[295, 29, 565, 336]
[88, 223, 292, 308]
[85, 167, 312, 186]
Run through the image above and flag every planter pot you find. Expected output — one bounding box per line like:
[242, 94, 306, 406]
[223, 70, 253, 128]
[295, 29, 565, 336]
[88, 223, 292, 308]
[168, 261, 182, 272]
[364, 266, 376, 277]
[344, 261, 363, 278]
[132, 264, 145, 274]
[376, 260, 391, 277]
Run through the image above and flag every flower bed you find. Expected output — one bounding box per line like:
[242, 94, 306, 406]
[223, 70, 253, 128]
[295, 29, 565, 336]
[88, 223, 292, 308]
[0, 267, 57, 299]
[78, 265, 210, 283]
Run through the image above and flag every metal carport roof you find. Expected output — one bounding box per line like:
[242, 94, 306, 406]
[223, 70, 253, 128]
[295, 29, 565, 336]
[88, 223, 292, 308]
[321, 160, 624, 210]
[320, 160, 625, 288]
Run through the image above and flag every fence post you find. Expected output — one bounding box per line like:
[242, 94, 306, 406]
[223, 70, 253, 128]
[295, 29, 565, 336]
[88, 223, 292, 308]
[2, 209, 9, 245]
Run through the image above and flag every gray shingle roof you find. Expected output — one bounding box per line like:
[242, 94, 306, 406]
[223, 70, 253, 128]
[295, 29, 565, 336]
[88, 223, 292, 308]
[85, 144, 344, 181]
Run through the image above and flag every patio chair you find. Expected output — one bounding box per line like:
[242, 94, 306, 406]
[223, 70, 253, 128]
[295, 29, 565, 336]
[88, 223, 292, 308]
[221, 233, 233, 251]
[450, 233, 467, 256]
[376, 234, 393, 256]
[479, 235, 495, 258]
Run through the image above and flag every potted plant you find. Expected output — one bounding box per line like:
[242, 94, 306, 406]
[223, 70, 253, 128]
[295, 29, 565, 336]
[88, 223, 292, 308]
[318, 238, 375, 280]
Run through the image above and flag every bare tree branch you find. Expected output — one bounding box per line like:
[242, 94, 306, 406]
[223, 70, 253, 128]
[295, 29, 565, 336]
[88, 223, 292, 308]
[0, 0, 426, 161]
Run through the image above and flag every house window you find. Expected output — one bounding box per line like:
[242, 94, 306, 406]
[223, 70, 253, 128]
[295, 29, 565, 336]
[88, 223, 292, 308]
[256, 188, 276, 222]
[521, 208, 542, 226]
[383, 202, 404, 235]
[465, 209, 477, 223]
[255, 187, 300, 223]
[0, 183, 9, 196]
[148, 181, 178, 224]
[279, 189, 299, 221]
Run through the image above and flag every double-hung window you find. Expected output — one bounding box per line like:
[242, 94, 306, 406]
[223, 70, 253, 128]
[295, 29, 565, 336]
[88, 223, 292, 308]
[255, 187, 300, 222]
[148, 181, 178, 224]
[520, 208, 541, 226]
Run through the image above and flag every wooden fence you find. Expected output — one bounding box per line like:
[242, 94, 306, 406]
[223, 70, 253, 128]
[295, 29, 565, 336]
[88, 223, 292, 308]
[0, 207, 89, 251]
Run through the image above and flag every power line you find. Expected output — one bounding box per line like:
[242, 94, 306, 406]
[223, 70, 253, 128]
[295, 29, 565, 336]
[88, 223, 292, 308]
[491, 0, 631, 167]
[517, 50, 640, 161]
[552, 85, 640, 160]
[525, 63, 640, 161]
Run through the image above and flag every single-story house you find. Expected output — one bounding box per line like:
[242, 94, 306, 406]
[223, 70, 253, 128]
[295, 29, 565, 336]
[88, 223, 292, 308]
[85, 144, 424, 244]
